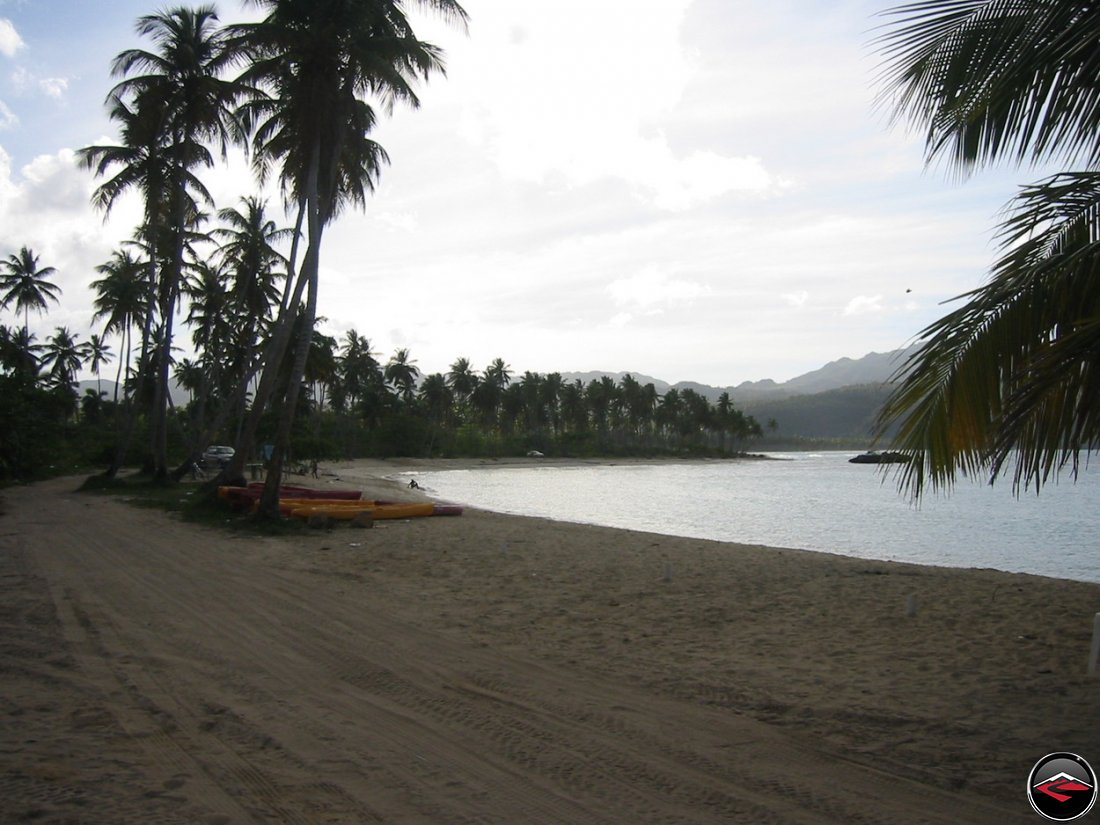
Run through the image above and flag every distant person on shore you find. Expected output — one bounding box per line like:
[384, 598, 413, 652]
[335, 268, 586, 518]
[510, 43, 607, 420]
[310, 459, 319, 478]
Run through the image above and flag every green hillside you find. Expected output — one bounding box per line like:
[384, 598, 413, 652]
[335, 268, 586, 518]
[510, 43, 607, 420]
[744, 383, 895, 442]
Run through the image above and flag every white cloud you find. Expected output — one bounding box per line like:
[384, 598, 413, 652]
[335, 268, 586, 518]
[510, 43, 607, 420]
[449, 0, 780, 210]
[0, 18, 23, 58]
[38, 76, 68, 99]
[0, 98, 15, 130]
[0, 146, 133, 339]
[607, 264, 710, 310]
[10, 66, 70, 101]
[783, 290, 809, 308]
[843, 295, 884, 316]
[374, 210, 418, 233]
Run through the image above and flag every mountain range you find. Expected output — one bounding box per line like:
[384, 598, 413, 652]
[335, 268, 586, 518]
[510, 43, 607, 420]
[561, 348, 913, 443]
[561, 347, 911, 404]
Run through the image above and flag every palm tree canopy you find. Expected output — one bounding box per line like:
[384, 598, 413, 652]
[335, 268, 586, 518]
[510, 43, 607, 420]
[232, 0, 466, 223]
[875, 1, 1100, 497]
[111, 6, 246, 161]
[83, 334, 114, 375]
[92, 248, 151, 336]
[41, 327, 85, 387]
[875, 1, 1100, 171]
[0, 247, 62, 330]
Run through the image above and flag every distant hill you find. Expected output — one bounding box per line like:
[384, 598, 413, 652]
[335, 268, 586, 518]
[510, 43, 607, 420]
[561, 348, 912, 405]
[559, 348, 914, 442]
[741, 384, 896, 440]
[77, 379, 189, 407]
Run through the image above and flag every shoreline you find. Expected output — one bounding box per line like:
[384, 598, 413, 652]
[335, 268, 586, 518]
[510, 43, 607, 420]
[3, 470, 1098, 820]
[320, 456, 1100, 586]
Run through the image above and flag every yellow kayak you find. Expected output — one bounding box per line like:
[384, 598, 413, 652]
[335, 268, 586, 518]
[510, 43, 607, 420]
[289, 503, 437, 521]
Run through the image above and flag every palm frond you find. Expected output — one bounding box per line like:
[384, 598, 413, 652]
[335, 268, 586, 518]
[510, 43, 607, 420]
[877, 171, 1100, 496]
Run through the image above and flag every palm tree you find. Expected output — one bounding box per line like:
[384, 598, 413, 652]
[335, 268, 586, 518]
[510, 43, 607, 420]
[0, 325, 42, 380]
[418, 372, 452, 451]
[41, 327, 85, 390]
[107, 6, 247, 479]
[384, 347, 420, 402]
[472, 358, 509, 432]
[874, 1, 1100, 496]
[214, 196, 291, 343]
[91, 247, 150, 404]
[337, 330, 381, 410]
[83, 334, 114, 399]
[0, 247, 61, 335]
[447, 356, 477, 413]
[230, 0, 467, 515]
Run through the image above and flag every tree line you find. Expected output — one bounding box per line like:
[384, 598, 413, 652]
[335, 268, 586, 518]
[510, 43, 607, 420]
[0, 0, 469, 514]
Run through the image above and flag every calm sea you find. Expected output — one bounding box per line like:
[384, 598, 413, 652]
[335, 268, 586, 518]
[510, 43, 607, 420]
[410, 452, 1100, 583]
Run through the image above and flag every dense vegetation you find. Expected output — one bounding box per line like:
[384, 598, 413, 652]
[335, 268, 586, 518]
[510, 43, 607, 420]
[0, 303, 766, 480]
[0, 2, 762, 485]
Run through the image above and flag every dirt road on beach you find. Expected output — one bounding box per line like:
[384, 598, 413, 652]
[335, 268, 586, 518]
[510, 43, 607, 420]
[0, 472, 1090, 823]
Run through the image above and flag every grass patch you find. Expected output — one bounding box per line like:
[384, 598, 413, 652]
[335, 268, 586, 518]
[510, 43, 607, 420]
[77, 471, 309, 536]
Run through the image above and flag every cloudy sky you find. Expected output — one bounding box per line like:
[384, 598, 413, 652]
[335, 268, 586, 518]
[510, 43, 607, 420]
[0, 0, 1056, 387]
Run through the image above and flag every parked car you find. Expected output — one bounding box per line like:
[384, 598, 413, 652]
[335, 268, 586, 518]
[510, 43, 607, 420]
[202, 445, 235, 468]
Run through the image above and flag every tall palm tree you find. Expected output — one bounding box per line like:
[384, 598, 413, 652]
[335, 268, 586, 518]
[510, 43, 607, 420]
[446, 356, 477, 411]
[472, 358, 509, 432]
[92, 247, 150, 404]
[230, 0, 467, 515]
[214, 196, 291, 345]
[874, 1, 1100, 496]
[107, 5, 247, 478]
[0, 247, 61, 335]
[337, 330, 380, 410]
[384, 347, 420, 402]
[83, 334, 114, 399]
[0, 325, 42, 381]
[417, 371, 452, 453]
[41, 327, 85, 390]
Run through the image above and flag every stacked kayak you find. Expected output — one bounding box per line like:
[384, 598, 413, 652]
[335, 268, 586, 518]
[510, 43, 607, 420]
[217, 483, 462, 520]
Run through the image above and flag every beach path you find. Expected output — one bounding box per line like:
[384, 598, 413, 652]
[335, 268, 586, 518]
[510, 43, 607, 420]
[1, 476, 1034, 823]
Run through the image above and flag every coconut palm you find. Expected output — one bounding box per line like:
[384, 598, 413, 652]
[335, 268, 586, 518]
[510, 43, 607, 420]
[229, 0, 467, 514]
[83, 334, 114, 399]
[0, 325, 42, 380]
[446, 357, 477, 408]
[41, 327, 86, 390]
[0, 247, 61, 335]
[874, 1, 1100, 496]
[106, 5, 247, 478]
[92, 248, 150, 404]
[384, 348, 420, 402]
[213, 196, 291, 343]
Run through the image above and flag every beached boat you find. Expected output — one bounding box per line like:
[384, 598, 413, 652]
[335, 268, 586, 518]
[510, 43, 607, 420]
[848, 451, 911, 464]
[217, 485, 462, 520]
[288, 502, 444, 521]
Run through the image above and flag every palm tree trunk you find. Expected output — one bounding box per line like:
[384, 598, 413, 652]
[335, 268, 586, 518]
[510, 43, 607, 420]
[106, 223, 160, 479]
[258, 167, 323, 519]
[224, 200, 308, 483]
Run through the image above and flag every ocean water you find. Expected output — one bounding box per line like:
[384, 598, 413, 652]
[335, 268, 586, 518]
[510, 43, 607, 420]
[409, 452, 1100, 583]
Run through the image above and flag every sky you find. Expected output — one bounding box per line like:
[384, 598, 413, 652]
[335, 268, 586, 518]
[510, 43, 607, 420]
[0, 0, 1060, 388]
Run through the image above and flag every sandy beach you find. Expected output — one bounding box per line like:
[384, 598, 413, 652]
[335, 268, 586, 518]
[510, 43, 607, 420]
[2, 458, 1099, 823]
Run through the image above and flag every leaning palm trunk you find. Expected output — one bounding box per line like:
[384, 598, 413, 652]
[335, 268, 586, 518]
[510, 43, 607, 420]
[223, 200, 307, 483]
[150, 160, 192, 480]
[106, 222, 161, 479]
[258, 182, 322, 518]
